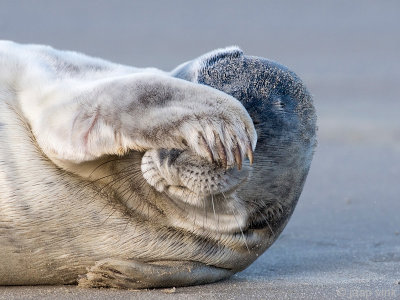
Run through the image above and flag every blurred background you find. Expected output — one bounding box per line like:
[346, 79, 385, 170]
[0, 0, 399, 298]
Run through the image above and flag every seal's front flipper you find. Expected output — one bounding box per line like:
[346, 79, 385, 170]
[78, 259, 233, 289]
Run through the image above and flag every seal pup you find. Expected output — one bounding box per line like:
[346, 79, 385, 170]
[0, 41, 316, 288]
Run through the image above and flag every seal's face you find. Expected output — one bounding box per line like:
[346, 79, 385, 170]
[169, 49, 316, 244]
[141, 148, 252, 233]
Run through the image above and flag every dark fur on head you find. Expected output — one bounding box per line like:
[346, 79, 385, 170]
[172, 47, 317, 252]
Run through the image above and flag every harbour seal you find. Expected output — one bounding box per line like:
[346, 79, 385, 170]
[0, 41, 316, 288]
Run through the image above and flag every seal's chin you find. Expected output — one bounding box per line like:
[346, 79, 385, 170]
[164, 191, 250, 234]
[159, 174, 251, 234]
[163, 169, 248, 207]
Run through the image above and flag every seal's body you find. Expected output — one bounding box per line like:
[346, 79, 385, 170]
[0, 41, 316, 288]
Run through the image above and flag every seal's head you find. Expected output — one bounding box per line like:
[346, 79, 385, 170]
[144, 46, 317, 269]
[187, 47, 317, 231]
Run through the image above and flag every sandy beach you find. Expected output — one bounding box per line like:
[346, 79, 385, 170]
[0, 1, 399, 298]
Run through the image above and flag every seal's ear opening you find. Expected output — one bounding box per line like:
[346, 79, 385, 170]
[171, 46, 244, 82]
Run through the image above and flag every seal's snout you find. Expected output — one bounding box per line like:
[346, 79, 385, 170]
[140, 147, 253, 233]
[141, 148, 250, 207]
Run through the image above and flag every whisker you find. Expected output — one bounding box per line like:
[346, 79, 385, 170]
[260, 210, 276, 238]
[231, 208, 250, 253]
[96, 171, 135, 195]
[88, 156, 135, 178]
[221, 191, 250, 253]
[207, 182, 217, 220]
[201, 182, 206, 231]
[101, 207, 117, 225]
[80, 168, 135, 195]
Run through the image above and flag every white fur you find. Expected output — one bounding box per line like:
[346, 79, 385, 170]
[0, 41, 255, 174]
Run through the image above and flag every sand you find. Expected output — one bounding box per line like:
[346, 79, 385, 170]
[0, 0, 399, 298]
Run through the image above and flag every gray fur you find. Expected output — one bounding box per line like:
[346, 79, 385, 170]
[0, 42, 316, 288]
